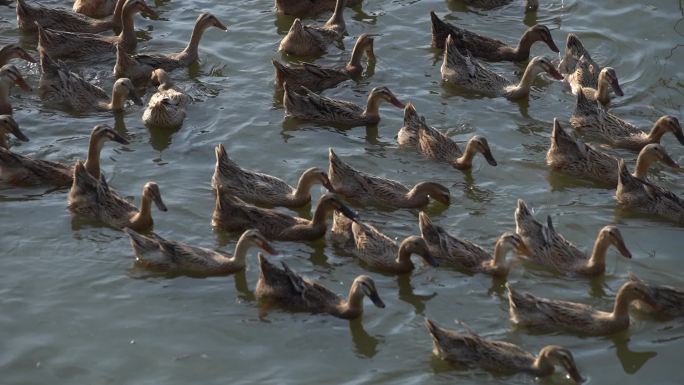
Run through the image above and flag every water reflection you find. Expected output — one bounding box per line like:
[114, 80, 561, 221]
[397, 274, 437, 315]
[147, 123, 182, 152]
[610, 332, 658, 374]
[349, 318, 383, 358]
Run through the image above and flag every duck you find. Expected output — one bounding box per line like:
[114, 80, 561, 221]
[274, 0, 362, 17]
[430, 12, 557, 60]
[273, 33, 374, 92]
[546, 119, 679, 186]
[278, 0, 346, 57]
[67, 161, 167, 231]
[38, 47, 141, 113]
[616, 159, 684, 225]
[328, 148, 450, 209]
[0, 114, 29, 149]
[212, 143, 333, 208]
[569, 58, 623, 106]
[73, 0, 117, 18]
[425, 319, 583, 383]
[283, 83, 405, 127]
[0, 64, 31, 115]
[441, 35, 563, 99]
[17, 0, 125, 33]
[142, 69, 190, 129]
[212, 191, 358, 242]
[329, 212, 438, 274]
[570, 91, 684, 151]
[113, 13, 228, 82]
[256, 253, 385, 319]
[460, 0, 539, 11]
[559, 34, 600, 87]
[507, 280, 656, 335]
[35, 0, 157, 60]
[628, 272, 684, 318]
[0, 122, 127, 187]
[125, 228, 277, 277]
[0, 43, 36, 66]
[418, 212, 530, 277]
[397, 103, 497, 170]
[515, 199, 633, 275]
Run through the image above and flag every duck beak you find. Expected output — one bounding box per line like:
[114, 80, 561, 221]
[389, 96, 405, 109]
[336, 203, 359, 223]
[9, 123, 29, 142]
[673, 123, 684, 145]
[661, 152, 680, 169]
[615, 237, 632, 259]
[368, 291, 385, 308]
[565, 363, 584, 383]
[259, 240, 277, 255]
[611, 78, 624, 97]
[154, 194, 168, 212]
[214, 19, 228, 32]
[545, 34, 560, 53]
[129, 91, 143, 106]
[483, 147, 498, 166]
[110, 131, 129, 145]
[422, 251, 440, 268]
[546, 65, 564, 81]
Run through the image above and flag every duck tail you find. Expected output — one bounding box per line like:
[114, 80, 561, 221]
[16, 0, 32, 21]
[272, 59, 288, 89]
[36, 34, 59, 76]
[429, 11, 451, 49]
[402, 102, 425, 132]
[123, 227, 160, 253]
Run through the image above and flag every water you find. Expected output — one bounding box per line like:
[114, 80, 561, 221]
[1, 0, 684, 383]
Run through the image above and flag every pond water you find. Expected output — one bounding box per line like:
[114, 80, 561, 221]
[1, 0, 684, 384]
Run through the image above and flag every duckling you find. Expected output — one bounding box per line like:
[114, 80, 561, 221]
[38, 47, 142, 113]
[17, 0, 125, 33]
[441, 35, 563, 99]
[125, 228, 277, 277]
[328, 148, 450, 209]
[514, 199, 633, 275]
[559, 34, 600, 87]
[35, 0, 157, 60]
[546, 119, 678, 186]
[329, 212, 438, 274]
[418, 212, 530, 277]
[283, 84, 405, 127]
[273, 33, 374, 92]
[212, 143, 333, 208]
[0, 65, 31, 115]
[425, 319, 583, 383]
[142, 69, 190, 129]
[628, 272, 684, 318]
[0, 122, 128, 187]
[616, 159, 684, 225]
[0, 43, 35, 66]
[507, 280, 656, 335]
[114, 13, 227, 81]
[279, 0, 346, 57]
[73, 0, 117, 18]
[68, 161, 167, 231]
[570, 91, 684, 151]
[570, 58, 623, 106]
[212, 191, 358, 242]
[397, 103, 497, 170]
[430, 12, 557, 60]
[274, 0, 362, 17]
[458, 0, 539, 11]
[256, 253, 385, 319]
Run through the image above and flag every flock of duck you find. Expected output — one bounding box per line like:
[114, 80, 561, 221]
[1, 0, 683, 382]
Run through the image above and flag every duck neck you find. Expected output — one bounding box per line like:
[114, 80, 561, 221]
[362, 95, 382, 122]
[345, 40, 365, 76]
[491, 241, 510, 269]
[0, 81, 11, 115]
[339, 283, 364, 318]
[111, 0, 126, 28]
[181, 20, 207, 61]
[633, 150, 655, 179]
[404, 184, 429, 207]
[512, 31, 534, 59]
[612, 285, 634, 320]
[395, 241, 415, 269]
[291, 171, 317, 202]
[129, 193, 153, 229]
[506, 63, 539, 98]
[311, 201, 333, 228]
[118, 7, 138, 51]
[83, 135, 105, 179]
[584, 234, 609, 273]
[326, 0, 346, 28]
[107, 88, 127, 112]
[531, 356, 554, 377]
[230, 238, 252, 267]
[0, 132, 8, 149]
[646, 122, 667, 143]
[454, 140, 476, 169]
[595, 78, 611, 105]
